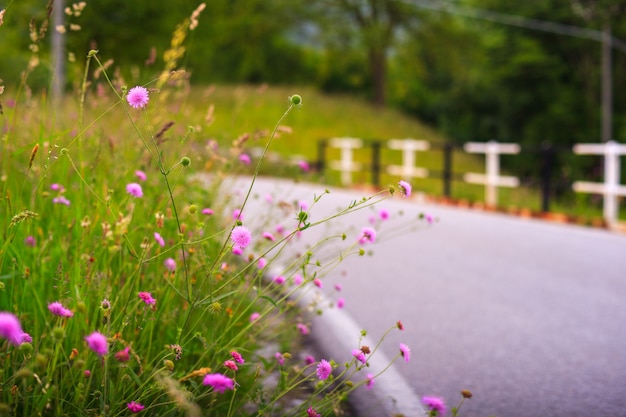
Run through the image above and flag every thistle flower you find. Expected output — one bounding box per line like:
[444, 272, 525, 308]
[126, 86, 149, 109]
[85, 331, 108, 357]
[203, 373, 234, 393]
[307, 408, 321, 417]
[48, 301, 73, 317]
[304, 355, 315, 365]
[316, 359, 332, 380]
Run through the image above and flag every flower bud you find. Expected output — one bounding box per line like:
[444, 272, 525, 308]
[289, 94, 302, 105]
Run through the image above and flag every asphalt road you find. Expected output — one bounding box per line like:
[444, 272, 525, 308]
[218, 176, 626, 417]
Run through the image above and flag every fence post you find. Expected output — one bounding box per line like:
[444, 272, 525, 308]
[328, 137, 363, 186]
[316, 139, 328, 173]
[371, 140, 381, 187]
[540, 143, 554, 213]
[572, 141, 626, 226]
[443, 143, 453, 198]
[463, 141, 521, 207]
[386, 139, 430, 180]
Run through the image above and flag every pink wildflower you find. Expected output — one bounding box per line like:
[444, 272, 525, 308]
[25, 236, 36, 247]
[294, 274, 303, 285]
[316, 359, 332, 380]
[298, 200, 308, 211]
[0, 312, 24, 346]
[232, 246, 243, 256]
[313, 278, 323, 288]
[231, 351, 245, 364]
[398, 180, 412, 197]
[52, 196, 71, 205]
[365, 373, 375, 389]
[262, 231, 275, 241]
[48, 301, 73, 317]
[203, 373, 235, 393]
[135, 170, 147, 181]
[265, 193, 273, 203]
[50, 183, 64, 191]
[126, 86, 150, 109]
[85, 331, 108, 357]
[359, 227, 376, 245]
[250, 312, 260, 322]
[274, 275, 285, 285]
[115, 347, 130, 362]
[224, 360, 238, 371]
[127, 401, 145, 413]
[164, 258, 176, 272]
[298, 160, 310, 172]
[397, 320, 404, 331]
[239, 153, 251, 165]
[231, 226, 252, 249]
[84, 370, 91, 378]
[232, 209, 244, 221]
[126, 183, 143, 198]
[257, 257, 267, 269]
[399, 343, 411, 363]
[275, 352, 285, 365]
[154, 232, 165, 247]
[379, 208, 390, 220]
[334, 283, 342, 291]
[422, 396, 446, 415]
[138, 292, 156, 306]
[275, 224, 284, 235]
[202, 208, 214, 215]
[19, 332, 32, 344]
[307, 407, 321, 417]
[352, 349, 366, 364]
[337, 298, 345, 309]
[297, 323, 309, 335]
[304, 355, 315, 365]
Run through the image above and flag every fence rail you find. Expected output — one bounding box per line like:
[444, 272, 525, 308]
[316, 138, 626, 227]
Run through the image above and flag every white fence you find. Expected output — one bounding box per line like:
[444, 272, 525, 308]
[322, 138, 626, 227]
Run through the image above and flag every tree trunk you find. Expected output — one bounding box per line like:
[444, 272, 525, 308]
[369, 46, 387, 106]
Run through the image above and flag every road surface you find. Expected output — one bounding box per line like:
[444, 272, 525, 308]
[215, 175, 626, 417]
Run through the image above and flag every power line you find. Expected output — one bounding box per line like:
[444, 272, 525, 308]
[400, 0, 626, 53]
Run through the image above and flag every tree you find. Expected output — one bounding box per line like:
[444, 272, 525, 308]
[302, 0, 418, 105]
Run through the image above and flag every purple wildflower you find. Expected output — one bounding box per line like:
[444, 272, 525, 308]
[239, 153, 251, 165]
[138, 292, 156, 306]
[202, 208, 214, 216]
[399, 343, 411, 363]
[297, 323, 309, 335]
[398, 180, 412, 197]
[135, 170, 147, 181]
[231, 351, 245, 364]
[164, 258, 176, 272]
[85, 331, 108, 356]
[337, 298, 345, 309]
[203, 373, 235, 393]
[231, 226, 251, 249]
[359, 227, 376, 245]
[316, 359, 332, 380]
[307, 407, 321, 417]
[154, 232, 165, 247]
[224, 360, 238, 371]
[422, 396, 446, 415]
[52, 196, 70, 206]
[126, 86, 149, 109]
[126, 183, 143, 198]
[25, 236, 36, 247]
[48, 301, 73, 317]
[352, 349, 366, 364]
[366, 373, 375, 389]
[127, 401, 145, 413]
[0, 312, 24, 346]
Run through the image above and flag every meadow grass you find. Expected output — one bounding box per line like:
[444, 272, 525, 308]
[0, 31, 422, 416]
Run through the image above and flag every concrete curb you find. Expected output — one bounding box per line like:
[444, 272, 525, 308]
[278, 271, 425, 417]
